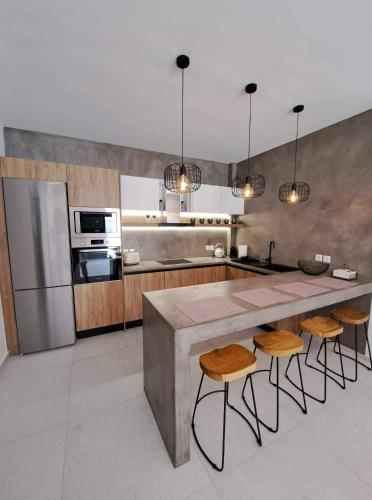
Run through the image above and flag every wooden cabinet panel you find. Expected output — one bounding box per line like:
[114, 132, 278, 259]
[67, 164, 119, 207]
[0, 174, 19, 355]
[226, 266, 258, 280]
[74, 281, 123, 331]
[124, 272, 165, 322]
[164, 269, 199, 289]
[1, 157, 66, 181]
[197, 266, 226, 285]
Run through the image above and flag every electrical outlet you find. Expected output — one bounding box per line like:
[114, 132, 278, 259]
[323, 255, 331, 263]
[210, 245, 215, 251]
[205, 245, 210, 251]
[315, 254, 323, 262]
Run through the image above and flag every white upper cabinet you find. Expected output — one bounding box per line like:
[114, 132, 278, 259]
[121, 175, 163, 211]
[220, 186, 245, 214]
[190, 184, 244, 214]
[121, 175, 244, 215]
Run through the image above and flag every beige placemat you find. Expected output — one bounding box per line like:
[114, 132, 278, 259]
[274, 281, 330, 297]
[176, 296, 247, 323]
[306, 277, 357, 289]
[232, 287, 295, 307]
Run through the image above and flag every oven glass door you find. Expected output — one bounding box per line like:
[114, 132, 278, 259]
[79, 212, 116, 234]
[73, 247, 122, 284]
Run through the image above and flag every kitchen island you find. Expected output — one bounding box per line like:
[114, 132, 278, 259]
[143, 271, 372, 468]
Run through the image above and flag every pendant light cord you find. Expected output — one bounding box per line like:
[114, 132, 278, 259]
[181, 68, 184, 166]
[247, 92, 252, 176]
[293, 111, 299, 184]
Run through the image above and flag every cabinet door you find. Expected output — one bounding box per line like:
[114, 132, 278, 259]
[164, 269, 199, 289]
[197, 266, 226, 284]
[220, 186, 245, 214]
[1, 157, 66, 181]
[226, 266, 258, 280]
[74, 281, 124, 331]
[191, 184, 223, 214]
[121, 175, 161, 211]
[124, 272, 165, 322]
[67, 164, 119, 207]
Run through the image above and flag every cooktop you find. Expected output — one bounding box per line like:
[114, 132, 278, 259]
[157, 259, 192, 265]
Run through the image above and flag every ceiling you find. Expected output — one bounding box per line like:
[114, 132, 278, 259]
[1, 1, 372, 163]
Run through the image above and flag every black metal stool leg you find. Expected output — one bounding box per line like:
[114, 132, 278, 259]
[315, 337, 347, 387]
[333, 322, 372, 378]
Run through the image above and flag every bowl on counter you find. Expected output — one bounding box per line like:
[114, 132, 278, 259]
[298, 259, 329, 275]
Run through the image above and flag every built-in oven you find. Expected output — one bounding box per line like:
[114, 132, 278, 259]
[69, 207, 120, 243]
[71, 238, 122, 284]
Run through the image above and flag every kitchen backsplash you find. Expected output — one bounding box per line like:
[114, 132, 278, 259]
[123, 228, 228, 260]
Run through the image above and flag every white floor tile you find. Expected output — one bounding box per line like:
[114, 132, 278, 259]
[302, 385, 372, 488]
[0, 362, 71, 443]
[73, 328, 142, 361]
[63, 397, 210, 500]
[213, 426, 372, 500]
[0, 425, 66, 500]
[186, 484, 220, 500]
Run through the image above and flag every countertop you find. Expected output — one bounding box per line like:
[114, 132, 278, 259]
[123, 256, 277, 275]
[143, 270, 372, 332]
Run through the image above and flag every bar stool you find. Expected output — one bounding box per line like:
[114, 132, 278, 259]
[322, 307, 371, 382]
[192, 344, 261, 472]
[286, 316, 346, 404]
[242, 330, 307, 434]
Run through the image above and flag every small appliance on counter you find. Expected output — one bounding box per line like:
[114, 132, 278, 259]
[230, 246, 238, 258]
[332, 268, 358, 280]
[238, 244, 248, 258]
[124, 249, 140, 266]
[214, 243, 225, 258]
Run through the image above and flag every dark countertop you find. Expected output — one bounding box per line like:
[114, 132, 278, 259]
[122, 256, 281, 276]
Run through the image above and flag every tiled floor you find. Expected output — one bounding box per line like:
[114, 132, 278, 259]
[1, 326, 372, 499]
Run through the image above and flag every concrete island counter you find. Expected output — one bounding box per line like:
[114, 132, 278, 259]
[142, 271, 372, 468]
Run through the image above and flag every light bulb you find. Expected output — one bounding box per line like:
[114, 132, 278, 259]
[176, 174, 190, 193]
[243, 182, 253, 199]
[288, 189, 299, 204]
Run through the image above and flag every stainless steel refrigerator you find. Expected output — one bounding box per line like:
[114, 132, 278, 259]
[3, 178, 76, 354]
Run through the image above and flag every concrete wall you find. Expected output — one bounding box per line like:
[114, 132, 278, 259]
[123, 228, 228, 260]
[4, 128, 231, 186]
[0, 126, 4, 155]
[235, 108, 372, 351]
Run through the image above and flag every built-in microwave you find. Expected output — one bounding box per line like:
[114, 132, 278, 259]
[69, 207, 120, 242]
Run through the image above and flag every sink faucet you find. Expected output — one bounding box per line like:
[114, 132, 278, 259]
[266, 240, 275, 264]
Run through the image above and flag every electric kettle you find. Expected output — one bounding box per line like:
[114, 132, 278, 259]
[214, 243, 225, 258]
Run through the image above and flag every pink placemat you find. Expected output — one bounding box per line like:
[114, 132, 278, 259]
[176, 296, 247, 323]
[306, 277, 357, 289]
[274, 281, 331, 297]
[232, 287, 295, 308]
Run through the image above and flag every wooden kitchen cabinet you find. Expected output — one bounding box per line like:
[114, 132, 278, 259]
[74, 281, 124, 331]
[1, 157, 66, 181]
[124, 272, 165, 322]
[164, 269, 199, 289]
[226, 266, 258, 280]
[197, 266, 226, 284]
[67, 164, 120, 207]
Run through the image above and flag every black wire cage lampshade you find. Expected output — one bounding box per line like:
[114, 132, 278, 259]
[164, 55, 201, 193]
[279, 105, 310, 204]
[232, 83, 265, 200]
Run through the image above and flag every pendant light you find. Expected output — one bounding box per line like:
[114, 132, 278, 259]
[232, 83, 265, 200]
[279, 105, 310, 204]
[164, 55, 201, 193]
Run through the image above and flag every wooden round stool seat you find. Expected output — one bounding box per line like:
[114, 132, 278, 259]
[253, 330, 303, 357]
[300, 315, 343, 338]
[331, 307, 369, 325]
[200, 344, 256, 383]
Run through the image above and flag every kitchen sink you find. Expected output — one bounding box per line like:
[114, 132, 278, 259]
[232, 258, 297, 273]
[157, 259, 193, 265]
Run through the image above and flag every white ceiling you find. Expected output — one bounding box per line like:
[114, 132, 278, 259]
[1, 0, 372, 163]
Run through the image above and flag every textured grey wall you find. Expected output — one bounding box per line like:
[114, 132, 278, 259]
[123, 228, 228, 260]
[4, 128, 231, 186]
[235, 109, 372, 351]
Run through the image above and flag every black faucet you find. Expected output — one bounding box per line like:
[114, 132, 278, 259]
[266, 240, 275, 264]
